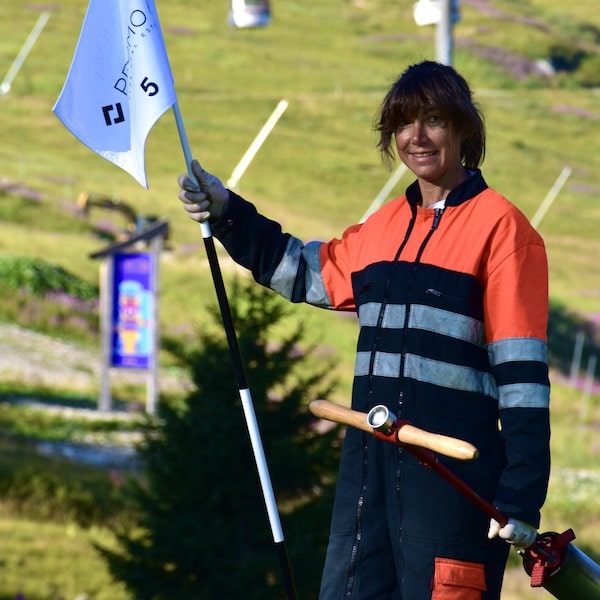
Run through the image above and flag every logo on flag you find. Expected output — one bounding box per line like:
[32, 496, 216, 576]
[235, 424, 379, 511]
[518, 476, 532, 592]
[53, 0, 176, 188]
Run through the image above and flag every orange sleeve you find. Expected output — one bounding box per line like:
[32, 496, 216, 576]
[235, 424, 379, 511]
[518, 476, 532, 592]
[319, 223, 363, 311]
[483, 212, 548, 344]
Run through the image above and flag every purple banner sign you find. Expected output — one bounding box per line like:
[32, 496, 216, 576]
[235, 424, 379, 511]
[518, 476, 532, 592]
[111, 252, 154, 369]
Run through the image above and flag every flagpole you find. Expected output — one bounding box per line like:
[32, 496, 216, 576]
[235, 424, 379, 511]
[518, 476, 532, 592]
[172, 101, 298, 600]
[52, 0, 296, 591]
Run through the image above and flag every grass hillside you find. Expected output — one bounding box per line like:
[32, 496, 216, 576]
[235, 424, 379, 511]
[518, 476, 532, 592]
[1, 0, 599, 398]
[0, 1, 599, 598]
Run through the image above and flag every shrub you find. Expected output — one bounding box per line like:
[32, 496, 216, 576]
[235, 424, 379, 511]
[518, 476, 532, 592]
[0, 256, 98, 299]
[0, 256, 99, 341]
[98, 279, 342, 600]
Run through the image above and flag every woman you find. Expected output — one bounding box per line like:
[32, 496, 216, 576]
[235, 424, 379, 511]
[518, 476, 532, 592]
[178, 61, 551, 599]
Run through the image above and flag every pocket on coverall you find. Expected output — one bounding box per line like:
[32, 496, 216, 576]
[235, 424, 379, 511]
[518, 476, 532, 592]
[431, 557, 486, 600]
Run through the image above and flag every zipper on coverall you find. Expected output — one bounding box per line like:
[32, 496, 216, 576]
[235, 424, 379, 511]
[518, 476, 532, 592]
[395, 208, 444, 593]
[343, 208, 444, 599]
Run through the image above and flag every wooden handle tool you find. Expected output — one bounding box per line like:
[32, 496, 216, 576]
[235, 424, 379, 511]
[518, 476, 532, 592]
[309, 399, 478, 461]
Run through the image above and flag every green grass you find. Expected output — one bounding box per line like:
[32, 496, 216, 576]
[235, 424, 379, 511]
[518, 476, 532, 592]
[0, 400, 143, 443]
[0, 513, 130, 600]
[0, 0, 599, 597]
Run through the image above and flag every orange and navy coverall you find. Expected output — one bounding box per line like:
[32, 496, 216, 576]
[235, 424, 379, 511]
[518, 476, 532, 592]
[211, 169, 551, 599]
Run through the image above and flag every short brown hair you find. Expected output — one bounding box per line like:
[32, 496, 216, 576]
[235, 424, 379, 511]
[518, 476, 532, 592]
[376, 61, 486, 169]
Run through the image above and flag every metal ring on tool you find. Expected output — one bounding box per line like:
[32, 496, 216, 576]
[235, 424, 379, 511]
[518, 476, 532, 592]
[367, 405, 397, 435]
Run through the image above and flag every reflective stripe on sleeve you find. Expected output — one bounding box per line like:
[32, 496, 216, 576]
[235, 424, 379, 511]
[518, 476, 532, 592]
[270, 238, 331, 306]
[496, 382, 550, 409]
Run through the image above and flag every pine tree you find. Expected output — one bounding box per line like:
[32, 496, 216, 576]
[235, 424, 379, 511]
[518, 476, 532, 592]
[99, 279, 342, 599]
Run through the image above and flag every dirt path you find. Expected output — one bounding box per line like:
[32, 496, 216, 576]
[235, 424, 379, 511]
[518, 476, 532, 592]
[0, 322, 192, 401]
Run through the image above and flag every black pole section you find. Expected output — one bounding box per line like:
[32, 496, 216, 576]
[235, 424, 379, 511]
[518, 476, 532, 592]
[202, 235, 298, 600]
[201, 235, 247, 384]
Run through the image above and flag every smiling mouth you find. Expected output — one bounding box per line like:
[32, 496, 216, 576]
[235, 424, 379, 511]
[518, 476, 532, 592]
[411, 151, 436, 157]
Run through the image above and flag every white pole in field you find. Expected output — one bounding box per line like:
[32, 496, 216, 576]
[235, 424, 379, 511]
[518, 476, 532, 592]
[226, 99, 289, 189]
[0, 11, 51, 96]
[569, 331, 585, 388]
[579, 355, 597, 421]
[360, 163, 407, 223]
[530, 165, 572, 229]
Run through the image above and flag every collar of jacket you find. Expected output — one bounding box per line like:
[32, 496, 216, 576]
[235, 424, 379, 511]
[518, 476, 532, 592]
[405, 168, 488, 208]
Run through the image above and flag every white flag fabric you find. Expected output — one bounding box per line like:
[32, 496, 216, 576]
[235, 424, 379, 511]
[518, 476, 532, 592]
[53, 0, 176, 188]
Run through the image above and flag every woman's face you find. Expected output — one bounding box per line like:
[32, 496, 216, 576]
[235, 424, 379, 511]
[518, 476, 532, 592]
[395, 110, 463, 188]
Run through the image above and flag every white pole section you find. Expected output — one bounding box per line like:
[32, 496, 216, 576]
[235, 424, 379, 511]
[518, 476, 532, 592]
[226, 99, 289, 189]
[0, 11, 51, 96]
[530, 165, 572, 229]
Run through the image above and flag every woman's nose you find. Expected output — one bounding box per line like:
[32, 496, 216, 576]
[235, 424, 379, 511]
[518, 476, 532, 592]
[410, 121, 427, 142]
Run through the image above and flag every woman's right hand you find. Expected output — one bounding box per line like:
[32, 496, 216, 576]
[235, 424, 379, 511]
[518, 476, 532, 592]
[177, 159, 229, 223]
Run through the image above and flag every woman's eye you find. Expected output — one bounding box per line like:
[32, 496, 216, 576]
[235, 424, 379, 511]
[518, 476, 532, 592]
[426, 115, 446, 127]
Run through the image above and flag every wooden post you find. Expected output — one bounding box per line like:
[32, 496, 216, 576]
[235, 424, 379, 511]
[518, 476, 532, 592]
[146, 235, 163, 415]
[99, 257, 114, 412]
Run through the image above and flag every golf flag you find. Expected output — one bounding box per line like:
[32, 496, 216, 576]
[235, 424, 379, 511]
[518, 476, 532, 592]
[53, 0, 176, 188]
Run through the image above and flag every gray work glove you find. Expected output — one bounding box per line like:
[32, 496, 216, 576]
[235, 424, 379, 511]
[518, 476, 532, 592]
[488, 517, 537, 549]
[177, 159, 229, 223]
